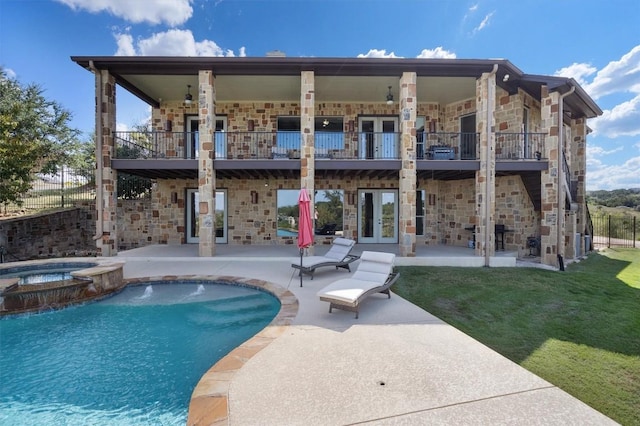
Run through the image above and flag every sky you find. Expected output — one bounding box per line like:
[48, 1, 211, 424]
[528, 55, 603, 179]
[1, 0, 639, 191]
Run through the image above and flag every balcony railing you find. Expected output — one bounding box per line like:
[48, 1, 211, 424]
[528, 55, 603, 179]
[417, 132, 479, 160]
[495, 133, 546, 160]
[112, 131, 543, 161]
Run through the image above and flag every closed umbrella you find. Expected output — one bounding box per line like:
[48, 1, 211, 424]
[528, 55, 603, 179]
[297, 188, 314, 287]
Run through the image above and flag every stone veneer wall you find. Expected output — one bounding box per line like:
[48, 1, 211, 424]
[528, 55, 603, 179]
[495, 88, 543, 132]
[419, 178, 476, 247]
[494, 175, 539, 256]
[0, 207, 96, 260]
[117, 177, 400, 248]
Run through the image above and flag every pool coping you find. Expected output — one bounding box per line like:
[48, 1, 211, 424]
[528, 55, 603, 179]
[121, 274, 299, 426]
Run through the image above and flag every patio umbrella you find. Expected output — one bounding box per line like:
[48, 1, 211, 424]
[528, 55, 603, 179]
[297, 188, 314, 287]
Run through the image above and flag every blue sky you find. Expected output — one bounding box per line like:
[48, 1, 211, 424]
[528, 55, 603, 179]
[1, 0, 639, 190]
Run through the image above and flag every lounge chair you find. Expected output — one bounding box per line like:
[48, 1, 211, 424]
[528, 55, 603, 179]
[291, 237, 358, 280]
[317, 251, 399, 319]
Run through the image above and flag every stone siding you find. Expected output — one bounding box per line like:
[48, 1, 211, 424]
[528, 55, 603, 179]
[0, 207, 96, 261]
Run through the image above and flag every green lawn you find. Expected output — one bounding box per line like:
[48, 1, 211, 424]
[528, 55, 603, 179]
[393, 248, 640, 425]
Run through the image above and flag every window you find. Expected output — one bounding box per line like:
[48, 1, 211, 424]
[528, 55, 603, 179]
[276, 116, 345, 151]
[416, 116, 425, 159]
[314, 190, 344, 234]
[416, 190, 425, 235]
[315, 117, 344, 150]
[276, 189, 344, 237]
[276, 189, 300, 237]
[276, 117, 301, 149]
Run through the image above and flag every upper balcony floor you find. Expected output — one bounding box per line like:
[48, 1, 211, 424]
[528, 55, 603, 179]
[111, 129, 549, 180]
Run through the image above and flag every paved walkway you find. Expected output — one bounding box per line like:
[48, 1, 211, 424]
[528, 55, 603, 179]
[118, 246, 614, 425]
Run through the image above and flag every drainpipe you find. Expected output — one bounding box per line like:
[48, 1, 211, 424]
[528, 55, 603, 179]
[89, 60, 104, 242]
[556, 85, 575, 271]
[484, 64, 498, 267]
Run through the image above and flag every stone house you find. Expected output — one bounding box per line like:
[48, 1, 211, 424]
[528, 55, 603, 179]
[71, 56, 601, 268]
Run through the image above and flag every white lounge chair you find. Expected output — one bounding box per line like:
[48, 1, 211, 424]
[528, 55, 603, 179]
[291, 237, 358, 280]
[317, 251, 399, 319]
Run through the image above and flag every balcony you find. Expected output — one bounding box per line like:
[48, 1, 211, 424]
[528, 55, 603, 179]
[495, 132, 546, 160]
[417, 132, 479, 160]
[112, 130, 546, 173]
[113, 131, 403, 160]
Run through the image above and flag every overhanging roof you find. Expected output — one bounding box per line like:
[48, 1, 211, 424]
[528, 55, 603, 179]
[70, 56, 601, 119]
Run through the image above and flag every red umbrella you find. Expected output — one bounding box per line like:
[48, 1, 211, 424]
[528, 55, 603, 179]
[297, 188, 314, 287]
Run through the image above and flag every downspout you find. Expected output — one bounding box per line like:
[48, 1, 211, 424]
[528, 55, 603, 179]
[556, 85, 575, 270]
[484, 64, 498, 267]
[88, 61, 104, 242]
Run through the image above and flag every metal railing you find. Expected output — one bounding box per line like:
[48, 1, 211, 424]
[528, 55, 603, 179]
[113, 131, 403, 160]
[113, 131, 549, 162]
[417, 132, 479, 160]
[591, 213, 638, 248]
[1, 167, 95, 215]
[495, 132, 546, 160]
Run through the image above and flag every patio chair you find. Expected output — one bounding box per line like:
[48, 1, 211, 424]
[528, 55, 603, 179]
[291, 237, 358, 280]
[317, 251, 399, 319]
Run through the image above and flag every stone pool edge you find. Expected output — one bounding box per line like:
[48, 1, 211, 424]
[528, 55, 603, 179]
[122, 274, 299, 426]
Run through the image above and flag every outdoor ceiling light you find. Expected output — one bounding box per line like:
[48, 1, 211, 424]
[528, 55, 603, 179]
[184, 85, 193, 105]
[322, 118, 330, 127]
[386, 86, 394, 105]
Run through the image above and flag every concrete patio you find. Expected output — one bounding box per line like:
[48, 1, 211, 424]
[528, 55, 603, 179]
[116, 245, 610, 425]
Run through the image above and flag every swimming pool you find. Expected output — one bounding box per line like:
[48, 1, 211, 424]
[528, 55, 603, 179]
[0, 280, 280, 425]
[0, 262, 97, 285]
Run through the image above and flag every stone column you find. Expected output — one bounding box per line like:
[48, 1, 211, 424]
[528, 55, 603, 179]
[198, 71, 216, 257]
[572, 118, 588, 255]
[399, 72, 417, 257]
[300, 71, 315, 254]
[96, 70, 117, 256]
[540, 88, 562, 267]
[475, 70, 497, 262]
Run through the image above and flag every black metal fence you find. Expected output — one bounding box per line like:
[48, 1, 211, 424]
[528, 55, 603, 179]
[590, 213, 639, 248]
[2, 167, 152, 216]
[1, 167, 95, 215]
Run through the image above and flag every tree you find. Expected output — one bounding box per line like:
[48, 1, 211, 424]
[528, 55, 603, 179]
[0, 68, 80, 208]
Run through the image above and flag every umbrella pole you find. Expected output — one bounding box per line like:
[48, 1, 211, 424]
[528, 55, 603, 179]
[299, 248, 304, 287]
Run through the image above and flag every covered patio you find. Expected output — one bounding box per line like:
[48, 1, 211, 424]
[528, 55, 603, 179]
[117, 243, 527, 267]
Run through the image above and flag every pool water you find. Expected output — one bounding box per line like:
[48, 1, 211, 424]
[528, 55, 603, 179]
[0, 262, 97, 285]
[0, 281, 280, 426]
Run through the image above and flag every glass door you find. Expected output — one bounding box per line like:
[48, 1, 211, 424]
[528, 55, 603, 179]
[186, 116, 227, 159]
[358, 117, 398, 159]
[186, 189, 227, 243]
[357, 189, 398, 243]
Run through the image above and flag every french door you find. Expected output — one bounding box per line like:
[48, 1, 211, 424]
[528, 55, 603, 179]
[358, 117, 398, 159]
[186, 189, 227, 243]
[186, 116, 227, 159]
[357, 189, 398, 243]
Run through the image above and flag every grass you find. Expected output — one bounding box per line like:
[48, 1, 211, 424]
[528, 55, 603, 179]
[393, 248, 640, 425]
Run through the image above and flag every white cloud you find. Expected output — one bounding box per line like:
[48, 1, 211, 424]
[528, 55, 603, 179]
[554, 63, 597, 87]
[114, 33, 135, 56]
[357, 49, 402, 59]
[469, 4, 478, 12]
[114, 29, 245, 57]
[56, 0, 192, 26]
[587, 155, 640, 190]
[416, 47, 456, 59]
[587, 145, 624, 156]
[473, 11, 494, 34]
[3, 68, 17, 79]
[583, 44, 640, 100]
[589, 94, 640, 138]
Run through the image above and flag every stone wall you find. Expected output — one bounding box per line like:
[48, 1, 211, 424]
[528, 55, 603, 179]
[0, 207, 96, 261]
